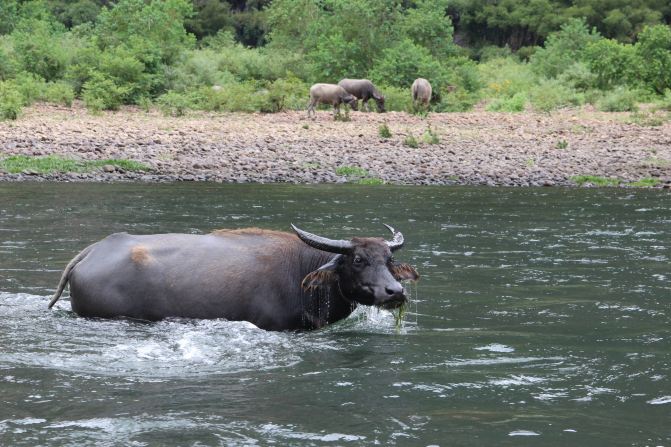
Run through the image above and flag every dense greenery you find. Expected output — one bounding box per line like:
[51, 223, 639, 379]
[0, 0, 670, 119]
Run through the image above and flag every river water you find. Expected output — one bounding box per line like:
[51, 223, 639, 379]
[0, 183, 669, 446]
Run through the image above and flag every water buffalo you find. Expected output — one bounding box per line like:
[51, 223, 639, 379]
[48, 225, 419, 331]
[411, 78, 432, 109]
[337, 79, 386, 112]
[307, 83, 356, 118]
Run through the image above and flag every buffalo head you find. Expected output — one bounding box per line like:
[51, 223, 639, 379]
[292, 224, 419, 309]
[373, 93, 386, 113]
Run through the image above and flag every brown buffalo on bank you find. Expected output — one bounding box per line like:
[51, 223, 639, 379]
[411, 78, 432, 109]
[307, 83, 356, 117]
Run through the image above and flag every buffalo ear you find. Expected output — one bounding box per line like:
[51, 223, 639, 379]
[301, 255, 341, 290]
[302, 270, 336, 290]
[390, 262, 419, 281]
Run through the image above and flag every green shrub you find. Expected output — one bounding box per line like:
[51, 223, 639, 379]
[0, 81, 23, 120]
[336, 166, 368, 177]
[378, 85, 412, 112]
[157, 90, 195, 116]
[369, 39, 448, 93]
[557, 62, 598, 91]
[528, 79, 583, 112]
[435, 86, 479, 112]
[43, 81, 75, 106]
[571, 175, 620, 186]
[82, 72, 128, 111]
[486, 92, 527, 112]
[10, 72, 47, 105]
[404, 133, 419, 148]
[479, 57, 537, 99]
[11, 19, 70, 82]
[596, 86, 640, 112]
[584, 39, 640, 89]
[422, 125, 440, 144]
[265, 76, 309, 112]
[635, 24, 671, 94]
[529, 18, 602, 79]
[655, 89, 671, 111]
[379, 122, 392, 138]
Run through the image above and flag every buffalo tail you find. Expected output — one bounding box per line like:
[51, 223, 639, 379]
[48, 243, 95, 309]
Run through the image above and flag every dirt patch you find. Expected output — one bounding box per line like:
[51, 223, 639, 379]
[1, 102, 670, 187]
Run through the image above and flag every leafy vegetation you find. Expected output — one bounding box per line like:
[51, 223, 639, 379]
[0, 0, 669, 119]
[571, 175, 621, 186]
[0, 154, 149, 174]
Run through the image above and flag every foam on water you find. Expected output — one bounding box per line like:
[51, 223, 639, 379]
[0, 292, 340, 378]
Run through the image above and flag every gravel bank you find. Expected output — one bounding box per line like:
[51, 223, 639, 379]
[1, 103, 670, 187]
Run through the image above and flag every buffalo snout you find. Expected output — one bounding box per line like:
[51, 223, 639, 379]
[375, 281, 407, 309]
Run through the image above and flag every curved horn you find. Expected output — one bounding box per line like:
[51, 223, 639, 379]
[383, 224, 404, 251]
[291, 224, 353, 254]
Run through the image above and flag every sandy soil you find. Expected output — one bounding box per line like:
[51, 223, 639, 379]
[1, 102, 670, 187]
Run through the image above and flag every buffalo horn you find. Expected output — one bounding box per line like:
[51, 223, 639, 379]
[383, 224, 404, 251]
[291, 224, 353, 254]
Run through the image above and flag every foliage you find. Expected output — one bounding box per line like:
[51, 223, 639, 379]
[528, 79, 583, 112]
[0, 0, 669, 115]
[486, 92, 527, 112]
[628, 178, 662, 187]
[379, 123, 392, 138]
[82, 72, 128, 111]
[571, 175, 621, 186]
[596, 86, 640, 112]
[404, 133, 419, 148]
[584, 39, 640, 89]
[378, 85, 413, 112]
[635, 24, 671, 94]
[422, 125, 440, 144]
[530, 19, 602, 79]
[0, 81, 23, 120]
[0, 155, 149, 174]
[336, 166, 368, 177]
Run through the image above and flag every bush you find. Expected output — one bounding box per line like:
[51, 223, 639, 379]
[0, 81, 23, 120]
[530, 18, 602, 79]
[596, 86, 640, 112]
[370, 39, 447, 92]
[556, 62, 597, 91]
[10, 72, 47, 105]
[584, 39, 640, 89]
[635, 24, 671, 94]
[82, 72, 128, 111]
[379, 123, 392, 138]
[43, 81, 75, 106]
[11, 19, 70, 82]
[265, 76, 309, 112]
[528, 79, 583, 112]
[157, 90, 196, 116]
[377, 85, 412, 112]
[486, 92, 527, 112]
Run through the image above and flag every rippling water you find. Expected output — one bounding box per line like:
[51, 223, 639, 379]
[1, 183, 669, 445]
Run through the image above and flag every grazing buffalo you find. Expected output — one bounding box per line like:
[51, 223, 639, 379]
[49, 225, 419, 331]
[307, 83, 356, 118]
[337, 79, 386, 112]
[411, 78, 432, 109]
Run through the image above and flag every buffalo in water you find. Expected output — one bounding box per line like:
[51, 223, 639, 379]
[49, 225, 419, 331]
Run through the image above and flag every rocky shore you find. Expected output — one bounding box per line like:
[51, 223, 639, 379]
[1, 103, 670, 187]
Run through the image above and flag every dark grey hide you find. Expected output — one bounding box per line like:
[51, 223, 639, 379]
[49, 225, 419, 331]
[337, 79, 386, 112]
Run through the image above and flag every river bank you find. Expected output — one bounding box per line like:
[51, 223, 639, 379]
[1, 103, 670, 187]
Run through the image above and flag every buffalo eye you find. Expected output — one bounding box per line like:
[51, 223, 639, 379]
[353, 255, 363, 265]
